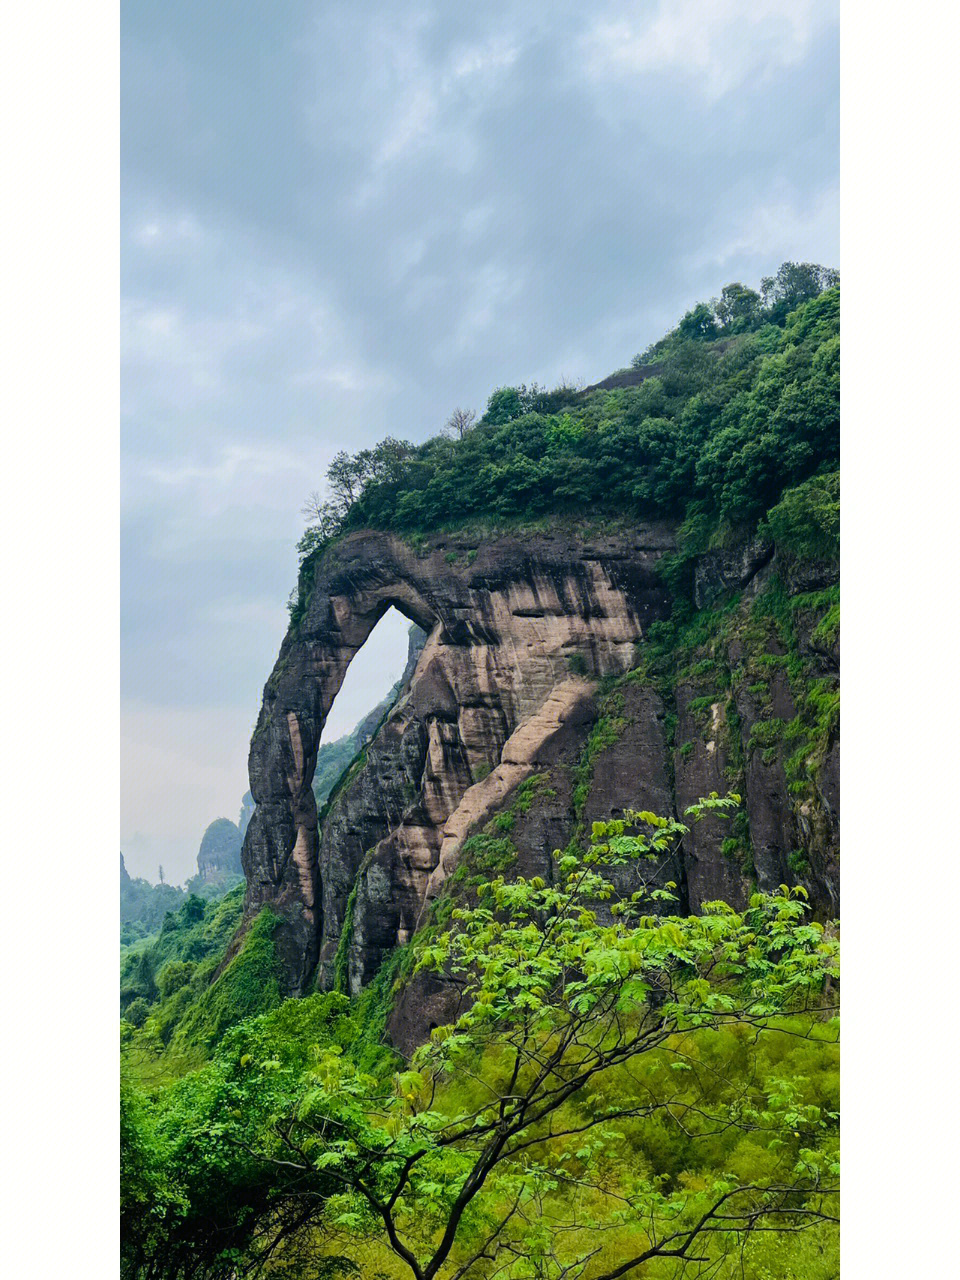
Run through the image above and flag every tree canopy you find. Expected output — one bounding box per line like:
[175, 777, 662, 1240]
[291, 268, 839, 625]
[121, 796, 839, 1279]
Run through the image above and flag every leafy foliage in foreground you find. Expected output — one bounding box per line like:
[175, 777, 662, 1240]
[121, 797, 838, 1279]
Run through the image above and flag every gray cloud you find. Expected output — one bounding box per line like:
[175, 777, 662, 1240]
[122, 0, 838, 881]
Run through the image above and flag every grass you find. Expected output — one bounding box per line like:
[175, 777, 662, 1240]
[812, 603, 840, 648]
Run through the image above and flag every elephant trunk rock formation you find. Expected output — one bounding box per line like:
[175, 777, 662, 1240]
[241, 526, 676, 990]
[240, 524, 840, 1031]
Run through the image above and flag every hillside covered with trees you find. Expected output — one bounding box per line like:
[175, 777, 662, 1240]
[122, 268, 840, 1280]
[292, 263, 838, 624]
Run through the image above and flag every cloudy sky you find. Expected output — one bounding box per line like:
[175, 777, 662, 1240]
[121, 0, 838, 883]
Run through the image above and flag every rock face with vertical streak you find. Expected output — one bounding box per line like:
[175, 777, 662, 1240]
[240, 523, 839, 1038]
[242, 525, 676, 991]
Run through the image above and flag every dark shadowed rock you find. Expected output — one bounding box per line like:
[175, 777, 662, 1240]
[693, 537, 773, 609]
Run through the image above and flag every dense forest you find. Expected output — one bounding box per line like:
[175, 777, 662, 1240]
[122, 821, 245, 949]
[122, 268, 840, 1280]
[121, 856, 187, 945]
[292, 262, 838, 624]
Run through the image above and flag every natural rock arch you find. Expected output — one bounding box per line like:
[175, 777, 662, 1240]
[240, 525, 677, 991]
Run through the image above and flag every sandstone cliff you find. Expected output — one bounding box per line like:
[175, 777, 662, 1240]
[240, 523, 839, 1029]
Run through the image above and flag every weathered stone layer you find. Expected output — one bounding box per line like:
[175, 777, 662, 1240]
[240, 524, 838, 1026]
[242, 526, 677, 991]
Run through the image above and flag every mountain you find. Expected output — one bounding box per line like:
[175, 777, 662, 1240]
[121, 270, 841, 1280]
[195, 817, 242, 881]
[234, 281, 839, 1048]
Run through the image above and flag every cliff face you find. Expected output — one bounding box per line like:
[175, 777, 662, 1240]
[242, 525, 676, 988]
[240, 524, 839, 1029]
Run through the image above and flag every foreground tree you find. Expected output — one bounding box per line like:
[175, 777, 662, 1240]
[238, 795, 838, 1279]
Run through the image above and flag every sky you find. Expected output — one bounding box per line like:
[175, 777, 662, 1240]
[121, 0, 839, 884]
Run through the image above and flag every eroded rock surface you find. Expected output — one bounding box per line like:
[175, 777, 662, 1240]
[240, 525, 839, 1033]
[242, 526, 675, 991]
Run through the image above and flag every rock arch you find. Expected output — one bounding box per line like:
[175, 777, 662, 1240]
[241, 525, 677, 991]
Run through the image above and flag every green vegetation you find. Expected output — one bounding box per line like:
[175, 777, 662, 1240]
[444, 773, 556, 903]
[759, 471, 840, 562]
[314, 732, 368, 809]
[122, 268, 840, 1276]
[121, 995, 361, 1279]
[121, 856, 186, 944]
[120, 886, 284, 1084]
[178, 818, 244, 900]
[122, 796, 838, 1278]
[182, 870, 245, 903]
[333, 877, 361, 996]
[566, 651, 589, 676]
[572, 692, 627, 817]
[812, 602, 840, 648]
[121, 822, 245, 948]
[312, 638, 424, 810]
[290, 272, 838, 625]
[620, 566, 838, 892]
[634, 262, 838, 362]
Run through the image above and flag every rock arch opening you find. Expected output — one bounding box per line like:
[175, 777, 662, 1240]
[242, 526, 678, 996]
[318, 605, 419, 751]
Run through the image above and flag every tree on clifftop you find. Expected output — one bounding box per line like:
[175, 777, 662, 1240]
[444, 407, 476, 439]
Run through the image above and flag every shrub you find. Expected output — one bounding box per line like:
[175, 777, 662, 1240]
[157, 961, 196, 1000]
[124, 997, 150, 1028]
[760, 471, 839, 561]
